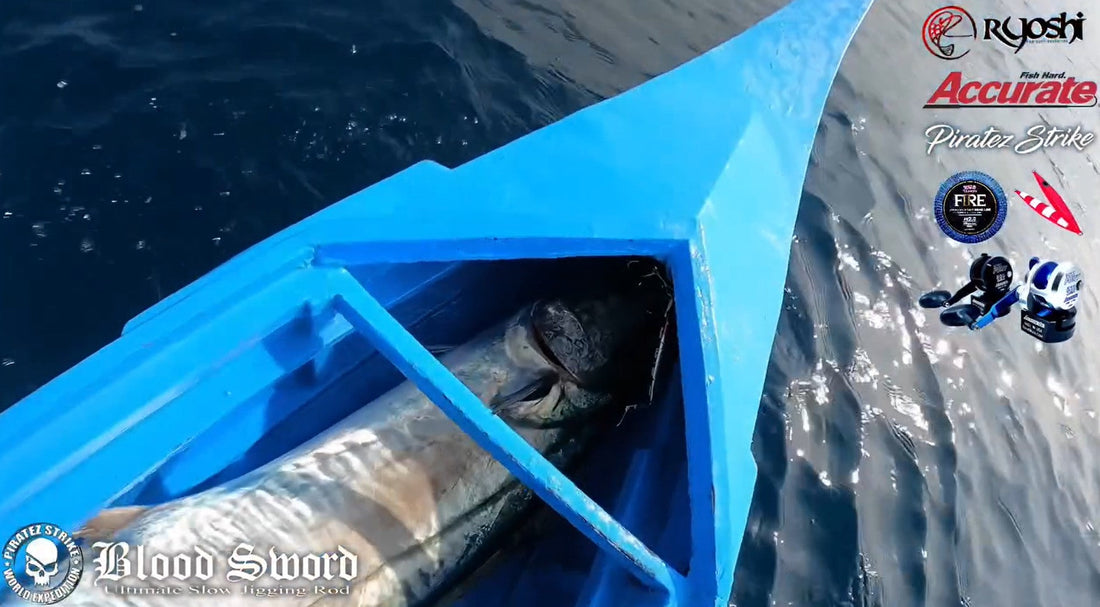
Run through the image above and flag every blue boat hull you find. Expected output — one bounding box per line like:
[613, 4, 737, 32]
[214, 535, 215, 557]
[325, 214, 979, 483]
[0, 1, 871, 605]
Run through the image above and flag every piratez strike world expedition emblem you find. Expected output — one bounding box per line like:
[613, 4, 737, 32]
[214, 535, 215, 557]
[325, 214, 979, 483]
[2, 523, 84, 604]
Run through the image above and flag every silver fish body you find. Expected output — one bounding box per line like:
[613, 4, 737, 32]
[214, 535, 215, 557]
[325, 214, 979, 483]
[61, 297, 651, 607]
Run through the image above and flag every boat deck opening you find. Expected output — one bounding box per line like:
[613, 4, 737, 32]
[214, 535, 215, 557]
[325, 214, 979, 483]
[102, 255, 693, 607]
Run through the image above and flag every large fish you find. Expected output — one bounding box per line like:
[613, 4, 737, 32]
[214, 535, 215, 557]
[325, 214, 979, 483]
[63, 294, 662, 607]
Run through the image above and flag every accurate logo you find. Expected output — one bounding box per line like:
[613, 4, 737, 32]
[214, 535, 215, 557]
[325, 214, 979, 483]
[922, 6, 1085, 58]
[2, 523, 84, 604]
[924, 71, 1098, 108]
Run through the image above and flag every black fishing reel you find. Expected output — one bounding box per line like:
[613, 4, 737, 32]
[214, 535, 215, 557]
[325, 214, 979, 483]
[919, 253, 1013, 327]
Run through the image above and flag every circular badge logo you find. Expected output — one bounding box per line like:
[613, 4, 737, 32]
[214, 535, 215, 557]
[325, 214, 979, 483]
[934, 171, 1008, 243]
[2, 523, 84, 604]
[923, 6, 977, 60]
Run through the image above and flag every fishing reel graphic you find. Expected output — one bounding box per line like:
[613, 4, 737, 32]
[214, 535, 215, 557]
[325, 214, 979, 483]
[919, 253, 1083, 343]
[919, 253, 1013, 322]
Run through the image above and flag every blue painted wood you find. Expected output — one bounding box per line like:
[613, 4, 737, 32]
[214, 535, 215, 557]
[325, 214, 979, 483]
[328, 268, 687, 599]
[0, 1, 871, 605]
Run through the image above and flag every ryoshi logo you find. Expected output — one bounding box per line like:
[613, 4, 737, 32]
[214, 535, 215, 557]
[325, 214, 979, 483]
[2, 523, 84, 604]
[933, 171, 1008, 244]
[984, 11, 1085, 53]
[923, 6, 978, 60]
[922, 7, 1086, 58]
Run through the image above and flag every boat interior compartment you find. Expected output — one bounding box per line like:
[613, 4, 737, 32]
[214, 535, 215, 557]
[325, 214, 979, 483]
[105, 255, 692, 607]
[442, 358, 691, 607]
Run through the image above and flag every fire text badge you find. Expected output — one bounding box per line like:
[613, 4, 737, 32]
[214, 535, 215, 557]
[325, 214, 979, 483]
[933, 171, 1008, 244]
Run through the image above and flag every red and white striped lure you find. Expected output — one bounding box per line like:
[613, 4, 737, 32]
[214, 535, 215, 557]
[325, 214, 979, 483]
[1014, 171, 1083, 235]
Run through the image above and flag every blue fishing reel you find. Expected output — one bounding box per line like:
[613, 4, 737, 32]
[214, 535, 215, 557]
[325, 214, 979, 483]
[994, 257, 1081, 343]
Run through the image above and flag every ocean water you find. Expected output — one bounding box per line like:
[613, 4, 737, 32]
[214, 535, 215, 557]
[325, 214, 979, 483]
[1, 0, 1098, 606]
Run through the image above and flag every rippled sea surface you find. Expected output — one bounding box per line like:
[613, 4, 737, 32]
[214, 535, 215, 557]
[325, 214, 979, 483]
[2, 0, 1098, 605]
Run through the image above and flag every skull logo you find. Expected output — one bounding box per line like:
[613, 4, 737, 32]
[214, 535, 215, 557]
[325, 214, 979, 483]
[24, 537, 60, 586]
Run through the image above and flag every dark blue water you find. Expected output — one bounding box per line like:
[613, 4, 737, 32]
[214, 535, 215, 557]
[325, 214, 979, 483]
[0, 0, 604, 406]
[3, 1, 1099, 605]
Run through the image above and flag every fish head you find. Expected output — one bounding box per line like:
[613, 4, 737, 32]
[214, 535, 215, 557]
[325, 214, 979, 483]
[496, 286, 671, 428]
